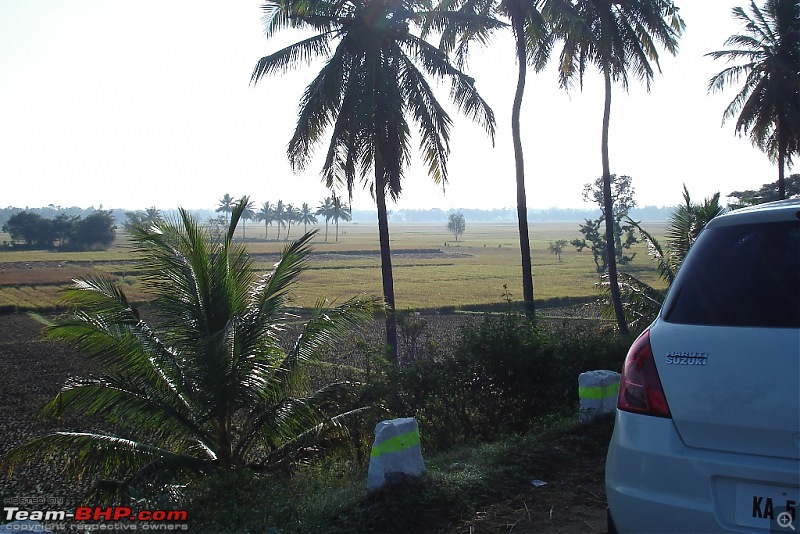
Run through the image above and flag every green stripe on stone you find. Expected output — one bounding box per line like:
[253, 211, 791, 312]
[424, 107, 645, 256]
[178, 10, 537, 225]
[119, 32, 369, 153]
[370, 430, 421, 458]
[578, 383, 620, 400]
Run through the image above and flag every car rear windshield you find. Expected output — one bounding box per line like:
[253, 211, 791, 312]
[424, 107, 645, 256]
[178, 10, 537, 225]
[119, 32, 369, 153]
[662, 220, 800, 328]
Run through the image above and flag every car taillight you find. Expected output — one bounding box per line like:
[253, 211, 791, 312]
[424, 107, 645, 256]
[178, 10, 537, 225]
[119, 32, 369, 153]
[618, 329, 671, 418]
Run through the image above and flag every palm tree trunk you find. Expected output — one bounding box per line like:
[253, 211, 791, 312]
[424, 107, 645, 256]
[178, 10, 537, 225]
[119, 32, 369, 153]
[375, 168, 398, 362]
[511, 16, 535, 319]
[325, 220, 329, 242]
[602, 67, 629, 336]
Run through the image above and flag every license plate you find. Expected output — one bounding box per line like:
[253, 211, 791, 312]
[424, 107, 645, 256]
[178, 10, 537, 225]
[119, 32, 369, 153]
[735, 482, 800, 530]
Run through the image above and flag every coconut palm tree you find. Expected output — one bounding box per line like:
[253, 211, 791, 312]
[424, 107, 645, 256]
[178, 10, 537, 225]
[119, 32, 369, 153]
[215, 193, 235, 224]
[316, 197, 334, 242]
[273, 200, 287, 240]
[143, 207, 162, 226]
[284, 203, 301, 240]
[298, 203, 318, 234]
[545, 0, 685, 335]
[256, 201, 275, 239]
[1, 198, 378, 501]
[430, 0, 550, 319]
[252, 0, 496, 360]
[706, 0, 800, 200]
[240, 198, 256, 239]
[330, 193, 352, 242]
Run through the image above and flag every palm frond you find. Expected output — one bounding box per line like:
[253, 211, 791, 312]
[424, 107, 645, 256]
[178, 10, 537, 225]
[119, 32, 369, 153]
[252, 33, 335, 83]
[625, 217, 675, 285]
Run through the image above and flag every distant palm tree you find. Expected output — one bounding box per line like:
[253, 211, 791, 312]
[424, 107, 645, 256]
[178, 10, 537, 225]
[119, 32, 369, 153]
[216, 193, 235, 224]
[330, 194, 352, 242]
[284, 204, 300, 240]
[273, 200, 287, 240]
[143, 207, 162, 226]
[316, 197, 334, 242]
[545, 0, 685, 335]
[240, 198, 256, 239]
[256, 201, 275, 239]
[706, 0, 800, 200]
[251, 0, 496, 360]
[1, 199, 379, 501]
[298, 203, 318, 234]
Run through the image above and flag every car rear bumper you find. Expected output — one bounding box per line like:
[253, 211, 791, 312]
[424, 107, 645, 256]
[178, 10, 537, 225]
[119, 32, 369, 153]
[606, 411, 800, 533]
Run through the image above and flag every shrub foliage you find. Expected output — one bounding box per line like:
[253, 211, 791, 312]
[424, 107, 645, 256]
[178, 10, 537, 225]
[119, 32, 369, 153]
[371, 313, 630, 450]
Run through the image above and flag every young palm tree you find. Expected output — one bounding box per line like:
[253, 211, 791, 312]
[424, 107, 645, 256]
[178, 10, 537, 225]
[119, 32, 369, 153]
[545, 0, 685, 335]
[215, 193, 235, 225]
[615, 187, 724, 330]
[1, 198, 378, 501]
[706, 0, 800, 200]
[256, 201, 275, 239]
[316, 197, 335, 242]
[252, 0, 496, 360]
[299, 202, 318, 234]
[331, 193, 352, 242]
[430, 0, 551, 319]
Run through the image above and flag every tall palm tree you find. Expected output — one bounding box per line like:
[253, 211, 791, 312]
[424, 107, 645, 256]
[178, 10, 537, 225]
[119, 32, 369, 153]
[706, 0, 800, 200]
[545, 0, 684, 335]
[298, 203, 318, 234]
[216, 193, 235, 225]
[330, 193, 352, 242]
[252, 0, 496, 360]
[316, 197, 335, 242]
[240, 198, 256, 239]
[256, 201, 275, 239]
[1, 198, 378, 501]
[431, 0, 551, 319]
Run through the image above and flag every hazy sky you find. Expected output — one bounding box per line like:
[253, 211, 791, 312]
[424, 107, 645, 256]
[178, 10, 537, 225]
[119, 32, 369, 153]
[0, 0, 787, 213]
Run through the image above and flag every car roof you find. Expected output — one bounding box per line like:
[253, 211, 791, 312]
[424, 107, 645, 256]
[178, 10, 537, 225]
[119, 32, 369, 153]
[707, 197, 800, 228]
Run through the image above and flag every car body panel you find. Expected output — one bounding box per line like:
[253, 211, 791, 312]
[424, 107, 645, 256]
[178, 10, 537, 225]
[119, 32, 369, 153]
[606, 413, 800, 533]
[651, 322, 800, 460]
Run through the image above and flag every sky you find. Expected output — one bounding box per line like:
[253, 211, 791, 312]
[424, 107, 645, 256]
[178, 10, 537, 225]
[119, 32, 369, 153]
[0, 0, 788, 213]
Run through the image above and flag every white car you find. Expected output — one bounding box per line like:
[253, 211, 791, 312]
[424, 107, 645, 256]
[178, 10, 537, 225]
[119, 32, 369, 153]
[606, 199, 800, 533]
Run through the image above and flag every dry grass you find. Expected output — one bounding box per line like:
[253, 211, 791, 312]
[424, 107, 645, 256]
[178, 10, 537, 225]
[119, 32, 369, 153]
[0, 221, 667, 311]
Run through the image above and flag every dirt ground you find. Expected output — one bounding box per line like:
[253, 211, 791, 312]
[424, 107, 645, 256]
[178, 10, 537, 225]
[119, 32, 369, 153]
[0, 312, 610, 533]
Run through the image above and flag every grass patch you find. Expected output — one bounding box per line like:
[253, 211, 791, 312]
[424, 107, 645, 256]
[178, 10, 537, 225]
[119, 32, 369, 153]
[187, 415, 614, 533]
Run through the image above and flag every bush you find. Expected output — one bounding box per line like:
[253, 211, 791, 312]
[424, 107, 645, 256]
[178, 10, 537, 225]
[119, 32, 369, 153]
[370, 313, 631, 450]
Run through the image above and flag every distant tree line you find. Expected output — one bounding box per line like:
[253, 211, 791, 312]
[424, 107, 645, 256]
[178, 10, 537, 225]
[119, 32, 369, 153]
[0, 205, 127, 229]
[728, 173, 800, 208]
[2, 210, 116, 251]
[204, 193, 352, 242]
